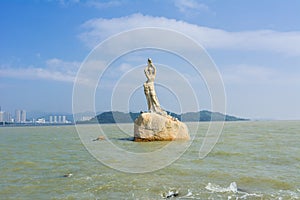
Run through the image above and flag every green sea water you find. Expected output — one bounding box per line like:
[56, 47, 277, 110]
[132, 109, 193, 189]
[0, 121, 299, 199]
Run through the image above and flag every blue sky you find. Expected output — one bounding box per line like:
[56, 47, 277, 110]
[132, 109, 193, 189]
[1, 0, 300, 119]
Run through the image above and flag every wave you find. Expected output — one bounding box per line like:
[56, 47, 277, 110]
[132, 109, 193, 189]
[238, 176, 294, 190]
[161, 189, 192, 199]
[205, 182, 265, 199]
[210, 151, 243, 157]
[204, 182, 300, 200]
[205, 182, 238, 193]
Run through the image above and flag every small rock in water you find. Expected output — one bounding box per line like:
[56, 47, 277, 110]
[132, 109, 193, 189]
[63, 173, 73, 178]
[162, 189, 179, 198]
[92, 136, 105, 141]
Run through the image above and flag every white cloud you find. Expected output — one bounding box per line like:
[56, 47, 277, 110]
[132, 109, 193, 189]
[221, 64, 300, 85]
[0, 67, 73, 82]
[175, 0, 211, 15]
[79, 13, 300, 56]
[46, 58, 79, 70]
[118, 63, 132, 72]
[0, 58, 80, 83]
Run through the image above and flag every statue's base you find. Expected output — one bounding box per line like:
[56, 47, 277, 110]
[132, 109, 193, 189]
[134, 112, 190, 142]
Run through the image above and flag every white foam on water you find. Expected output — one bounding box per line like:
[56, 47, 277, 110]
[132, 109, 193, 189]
[229, 182, 238, 193]
[184, 189, 193, 197]
[275, 190, 300, 199]
[161, 189, 195, 199]
[239, 193, 263, 199]
[179, 189, 194, 199]
[205, 182, 238, 193]
[205, 182, 265, 199]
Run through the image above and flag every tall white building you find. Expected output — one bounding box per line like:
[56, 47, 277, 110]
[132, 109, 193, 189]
[54, 116, 57, 123]
[62, 116, 66, 123]
[15, 109, 26, 123]
[5, 112, 12, 122]
[15, 110, 21, 122]
[21, 110, 26, 122]
[49, 116, 53, 123]
[0, 111, 4, 122]
[0, 106, 12, 123]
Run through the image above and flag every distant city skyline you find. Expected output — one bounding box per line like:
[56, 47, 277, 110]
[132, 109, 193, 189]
[1, 1, 300, 120]
[0, 108, 26, 123]
[0, 107, 72, 124]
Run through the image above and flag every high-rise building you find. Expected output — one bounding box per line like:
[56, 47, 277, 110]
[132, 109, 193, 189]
[49, 116, 53, 123]
[4, 112, 12, 122]
[54, 116, 57, 123]
[0, 111, 4, 122]
[15, 109, 26, 123]
[15, 110, 21, 123]
[0, 106, 2, 122]
[58, 116, 62, 123]
[0, 110, 13, 123]
[21, 110, 26, 122]
[62, 116, 66, 123]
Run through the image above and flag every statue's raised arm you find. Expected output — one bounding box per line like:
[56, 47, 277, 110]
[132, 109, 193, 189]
[144, 58, 156, 82]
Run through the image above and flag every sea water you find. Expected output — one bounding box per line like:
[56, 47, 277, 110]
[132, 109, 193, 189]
[0, 121, 299, 199]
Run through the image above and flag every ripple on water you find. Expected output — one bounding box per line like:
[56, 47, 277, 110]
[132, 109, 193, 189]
[210, 150, 244, 157]
[238, 176, 294, 191]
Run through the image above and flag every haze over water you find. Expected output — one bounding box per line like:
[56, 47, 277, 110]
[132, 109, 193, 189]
[1, 121, 299, 199]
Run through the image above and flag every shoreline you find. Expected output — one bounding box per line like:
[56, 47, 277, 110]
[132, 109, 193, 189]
[2, 119, 300, 128]
[0, 122, 75, 128]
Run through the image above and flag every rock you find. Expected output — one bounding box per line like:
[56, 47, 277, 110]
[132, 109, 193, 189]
[62, 173, 73, 178]
[92, 136, 105, 141]
[162, 189, 179, 198]
[134, 112, 190, 141]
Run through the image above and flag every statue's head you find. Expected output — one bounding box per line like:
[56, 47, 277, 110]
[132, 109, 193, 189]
[148, 58, 152, 63]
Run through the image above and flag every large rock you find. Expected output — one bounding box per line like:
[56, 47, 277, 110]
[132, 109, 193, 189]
[134, 112, 190, 141]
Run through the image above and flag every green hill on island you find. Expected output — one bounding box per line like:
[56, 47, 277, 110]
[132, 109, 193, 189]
[82, 110, 248, 124]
